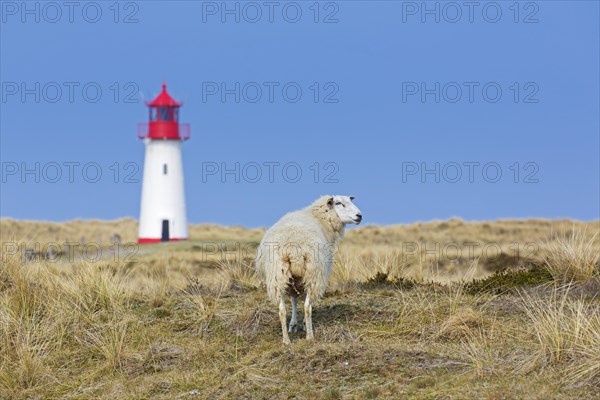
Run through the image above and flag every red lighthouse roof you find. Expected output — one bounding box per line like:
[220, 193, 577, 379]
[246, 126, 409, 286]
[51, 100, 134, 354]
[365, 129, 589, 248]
[137, 83, 190, 141]
[147, 83, 182, 107]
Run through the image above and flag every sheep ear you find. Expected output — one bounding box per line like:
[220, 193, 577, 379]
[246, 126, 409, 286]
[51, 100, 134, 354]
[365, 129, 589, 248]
[349, 196, 356, 201]
[327, 196, 334, 207]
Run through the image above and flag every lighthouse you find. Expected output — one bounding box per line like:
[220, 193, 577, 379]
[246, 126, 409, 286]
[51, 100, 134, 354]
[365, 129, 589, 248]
[137, 84, 190, 244]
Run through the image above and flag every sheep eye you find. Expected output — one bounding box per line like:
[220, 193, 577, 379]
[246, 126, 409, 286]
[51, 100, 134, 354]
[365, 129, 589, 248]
[335, 202, 344, 207]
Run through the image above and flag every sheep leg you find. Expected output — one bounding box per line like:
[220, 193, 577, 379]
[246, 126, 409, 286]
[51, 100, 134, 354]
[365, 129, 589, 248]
[278, 295, 291, 345]
[304, 291, 314, 340]
[289, 296, 299, 333]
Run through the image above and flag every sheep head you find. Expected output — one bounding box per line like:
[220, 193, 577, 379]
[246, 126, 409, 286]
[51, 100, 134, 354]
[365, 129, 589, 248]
[328, 195, 362, 225]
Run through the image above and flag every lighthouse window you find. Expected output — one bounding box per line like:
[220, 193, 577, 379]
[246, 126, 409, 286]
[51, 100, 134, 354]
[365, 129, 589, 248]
[163, 164, 168, 175]
[158, 107, 171, 121]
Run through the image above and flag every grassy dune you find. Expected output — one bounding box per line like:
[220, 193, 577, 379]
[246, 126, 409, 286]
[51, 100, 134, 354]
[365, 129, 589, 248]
[1, 218, 599, 399]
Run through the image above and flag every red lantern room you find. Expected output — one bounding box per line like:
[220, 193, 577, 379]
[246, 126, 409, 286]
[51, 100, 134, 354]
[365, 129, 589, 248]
[137, 84, 190, 140]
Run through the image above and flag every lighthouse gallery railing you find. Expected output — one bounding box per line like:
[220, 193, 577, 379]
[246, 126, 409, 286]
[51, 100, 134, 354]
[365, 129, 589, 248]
[137, 123, 191, 140]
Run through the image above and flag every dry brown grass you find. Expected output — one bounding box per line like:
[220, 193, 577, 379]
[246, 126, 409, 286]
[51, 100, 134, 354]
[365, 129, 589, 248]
[543, 229, 600, 283]
[1, 218, 599, 399]
[0, 217, 263, 246]
[518, 285, 600, 385]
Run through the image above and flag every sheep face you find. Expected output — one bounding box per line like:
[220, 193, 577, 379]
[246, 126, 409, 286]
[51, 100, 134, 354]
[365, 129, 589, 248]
[330, 195, 362, 225]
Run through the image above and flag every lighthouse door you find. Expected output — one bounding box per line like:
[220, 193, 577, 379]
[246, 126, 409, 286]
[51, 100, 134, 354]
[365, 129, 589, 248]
[161, 220, 170, 242]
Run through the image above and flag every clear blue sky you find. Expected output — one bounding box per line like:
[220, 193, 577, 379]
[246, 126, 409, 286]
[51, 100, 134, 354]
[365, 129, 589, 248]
[1, 1, 599, 226]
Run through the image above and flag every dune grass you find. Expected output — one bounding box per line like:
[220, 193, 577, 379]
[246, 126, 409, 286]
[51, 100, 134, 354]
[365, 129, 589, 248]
[0, 218, 599, 399]
[543, 229, 599, 283]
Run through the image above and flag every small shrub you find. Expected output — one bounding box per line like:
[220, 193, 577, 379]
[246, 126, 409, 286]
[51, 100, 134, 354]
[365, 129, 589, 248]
[364, 271, 415, 289]
[464, 266, 552, 295]
[366, 271, 389, 285]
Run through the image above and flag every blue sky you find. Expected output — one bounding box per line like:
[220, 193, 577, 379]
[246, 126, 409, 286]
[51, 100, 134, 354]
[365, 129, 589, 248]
[1, 1, 599, 226]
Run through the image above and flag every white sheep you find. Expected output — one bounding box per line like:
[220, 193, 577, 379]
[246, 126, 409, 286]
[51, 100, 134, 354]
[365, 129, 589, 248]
[255, 195, 362, 344]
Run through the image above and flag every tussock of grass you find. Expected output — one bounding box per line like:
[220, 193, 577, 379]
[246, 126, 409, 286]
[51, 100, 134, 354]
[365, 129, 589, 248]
[176, 292, 219, 336]
[61, 264, 131, 314]
[543, 229, 600, 283]
[215, 259, 260, 292]
[459, 320, 511, 379]
[0, 254, 138, 396]
[437, 307, 481, 340]
[568, 315, 600, 386]
[79, 317, 131, 372]
[518, 285, 600, 386]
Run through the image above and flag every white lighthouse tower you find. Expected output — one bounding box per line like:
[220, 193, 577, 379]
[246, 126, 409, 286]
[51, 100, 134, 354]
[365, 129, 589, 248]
[137, 84, 190, 244]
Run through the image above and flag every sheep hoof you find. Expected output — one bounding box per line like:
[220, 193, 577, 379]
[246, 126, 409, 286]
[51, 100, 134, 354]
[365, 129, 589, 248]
[288, 323, 298, 333]
[306, 334, 314, 341]
[282, 337, 291, 345]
